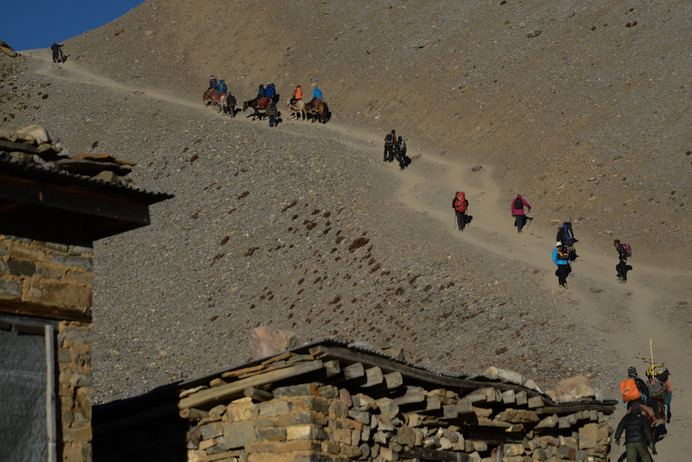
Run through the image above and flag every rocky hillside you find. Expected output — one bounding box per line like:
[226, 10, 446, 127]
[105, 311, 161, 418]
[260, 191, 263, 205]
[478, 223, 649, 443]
[62, 0, 692, 268]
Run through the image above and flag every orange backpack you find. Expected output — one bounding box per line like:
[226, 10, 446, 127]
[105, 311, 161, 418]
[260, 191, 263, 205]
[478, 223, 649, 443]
[620, 378, 640, 402]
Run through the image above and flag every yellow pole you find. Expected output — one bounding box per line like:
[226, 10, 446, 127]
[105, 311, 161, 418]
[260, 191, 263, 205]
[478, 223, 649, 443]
[649, 338, 655, 373]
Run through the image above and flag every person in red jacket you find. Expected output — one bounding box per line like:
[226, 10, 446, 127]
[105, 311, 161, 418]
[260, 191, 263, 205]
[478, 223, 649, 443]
[510, 194, 531, 233]
[452, 192, 468, 231]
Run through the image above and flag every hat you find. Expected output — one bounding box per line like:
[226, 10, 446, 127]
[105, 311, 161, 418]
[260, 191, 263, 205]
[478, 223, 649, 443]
[627, 366, 637, 377]
[556, 242, 562, 247]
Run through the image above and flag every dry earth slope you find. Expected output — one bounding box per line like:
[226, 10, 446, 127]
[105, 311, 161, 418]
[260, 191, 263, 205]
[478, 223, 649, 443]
[64, 0, 692, 268]
[2, 1, 691, 461]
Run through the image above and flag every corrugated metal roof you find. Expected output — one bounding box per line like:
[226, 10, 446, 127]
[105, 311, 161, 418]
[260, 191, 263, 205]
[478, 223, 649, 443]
[0, 153, 172, 205]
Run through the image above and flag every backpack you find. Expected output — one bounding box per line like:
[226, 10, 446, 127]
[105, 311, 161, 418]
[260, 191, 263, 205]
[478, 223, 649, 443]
[397, 137, 406, 152]
[514, 197, 523, 210]
[385, 133, 394, 146]
[620, 378, 640, 403]
[648, 377, 666, 400]
[621, 243, 632, 257]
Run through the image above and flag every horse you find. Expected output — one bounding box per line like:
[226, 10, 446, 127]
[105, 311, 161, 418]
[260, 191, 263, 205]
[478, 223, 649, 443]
[304, 99, 330, 124]
[203, 88, 219, 109]
[218, 93, 237, 117]
[242, 96, 271, 120]
[287, 99, 305, 120]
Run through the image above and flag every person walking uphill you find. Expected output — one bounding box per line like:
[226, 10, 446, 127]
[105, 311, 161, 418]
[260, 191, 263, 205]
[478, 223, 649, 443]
[266, 100, 278, 127]
[552, 243, 571, 288]
[511, 194, 531, 233]
[614, 239, 632, 283]
[614, 402, 654, 462]
[51, 42, 64, 63]
[452, 192, 468, 231]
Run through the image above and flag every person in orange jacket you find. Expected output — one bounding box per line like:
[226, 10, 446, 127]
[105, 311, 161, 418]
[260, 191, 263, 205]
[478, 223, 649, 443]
[290, 85, 302, 106]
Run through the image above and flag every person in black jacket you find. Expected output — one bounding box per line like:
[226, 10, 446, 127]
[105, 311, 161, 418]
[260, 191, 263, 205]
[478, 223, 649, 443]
[626, 366, 650, 409]
[614, 402, 653, 462]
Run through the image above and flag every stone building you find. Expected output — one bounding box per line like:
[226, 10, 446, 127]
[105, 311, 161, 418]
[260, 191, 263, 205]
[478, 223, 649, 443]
[0, 126, 171, 461]
[94, 339, 617, 462]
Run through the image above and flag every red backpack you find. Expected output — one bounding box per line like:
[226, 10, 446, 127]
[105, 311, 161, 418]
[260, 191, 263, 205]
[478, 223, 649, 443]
[620, 378, 640, 402]
[453, 192, 467, 213]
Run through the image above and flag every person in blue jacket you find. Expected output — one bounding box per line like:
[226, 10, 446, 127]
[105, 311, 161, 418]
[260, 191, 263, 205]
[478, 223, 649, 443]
[552, 242, 571, 288]
[217, 79, 228, 94]
[312, 86, 323, 101]
[265, 83, 276, 99]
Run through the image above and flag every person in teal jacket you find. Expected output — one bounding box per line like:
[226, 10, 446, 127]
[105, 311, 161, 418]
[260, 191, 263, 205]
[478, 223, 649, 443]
[312, 86, 323, 100]
[552, 243, 571, 288]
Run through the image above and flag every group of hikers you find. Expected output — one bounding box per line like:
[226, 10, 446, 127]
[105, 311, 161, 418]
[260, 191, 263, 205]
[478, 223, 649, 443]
[450, 192, 632, 289]
[382, 130, 411, 170]
[615, 364, 673, 461]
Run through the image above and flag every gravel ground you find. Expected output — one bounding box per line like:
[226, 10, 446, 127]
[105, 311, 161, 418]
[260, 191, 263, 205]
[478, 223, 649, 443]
[4, 53, 621, 405]
[2, 2, 691, 459]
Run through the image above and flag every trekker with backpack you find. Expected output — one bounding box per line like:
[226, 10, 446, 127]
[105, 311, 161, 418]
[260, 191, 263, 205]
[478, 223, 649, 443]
[621, 366, 649, 409]
[384, 130, 397, 162]
[395, 136, 411, 170]
[614, 239, 632, 283]
[614, 401, 654, 462]
[266, 101, 278, 127]
[452, 192, 468, 231]
[556, 221, 578, 261]
[552, 243, 571, 288]
[510, 194, 531, 233]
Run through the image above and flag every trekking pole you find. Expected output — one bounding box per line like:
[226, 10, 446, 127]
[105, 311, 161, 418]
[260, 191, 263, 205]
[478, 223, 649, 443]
[650, 339, 655, 371]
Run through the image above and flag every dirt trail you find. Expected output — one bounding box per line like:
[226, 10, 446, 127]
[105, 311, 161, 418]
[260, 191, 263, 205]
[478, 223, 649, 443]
[24, 51, 691, 460]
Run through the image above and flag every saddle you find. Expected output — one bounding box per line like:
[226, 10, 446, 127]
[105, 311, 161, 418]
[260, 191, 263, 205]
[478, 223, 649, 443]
[257, 96, 271, 109]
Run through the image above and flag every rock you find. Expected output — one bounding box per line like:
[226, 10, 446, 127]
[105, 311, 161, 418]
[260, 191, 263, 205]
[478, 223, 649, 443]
[471, 165, 483, 172]
[15, 125, 50, 145]
[555, 375, 595, 402]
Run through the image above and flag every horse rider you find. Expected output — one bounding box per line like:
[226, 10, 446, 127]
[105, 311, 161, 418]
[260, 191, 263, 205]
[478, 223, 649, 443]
[312, 86, 323, 103]
[208, 75, 218, 91]
[217, 79, 228, 95]
[290, 85, 302, 106]
[253, 84, 266, 104]
[265, 83, 276, 100]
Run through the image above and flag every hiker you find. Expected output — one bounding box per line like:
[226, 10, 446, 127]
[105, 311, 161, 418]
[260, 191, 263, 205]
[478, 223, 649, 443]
[556, 221, 578, 260]
[614, 401, 654, 462]
[510, 194, 531, 233]
[290, 85, 302, 105]
[646, 365, 672, 429]
[384, 130, 397, 162]
[614, 239, 632, 283]
[552, 242, 571, 288]
[624, 366, 649, 409]
[266, 100, 278, 127]
[51, 42, 64, 63]
[452, 192, 468, 231]
[395, 136, 411, 170]
[208, 75, 218, 91]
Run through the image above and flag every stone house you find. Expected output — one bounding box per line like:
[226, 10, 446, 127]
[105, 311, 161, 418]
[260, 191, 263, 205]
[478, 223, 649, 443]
[93, 339, 617, 462]
[0, 126, 171, 461]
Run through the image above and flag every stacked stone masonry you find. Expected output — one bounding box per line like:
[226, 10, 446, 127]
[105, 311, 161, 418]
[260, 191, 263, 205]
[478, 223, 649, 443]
[0, 235, 93, 315]
[1, 235, 93, 461]
[179, 346, 615, 462]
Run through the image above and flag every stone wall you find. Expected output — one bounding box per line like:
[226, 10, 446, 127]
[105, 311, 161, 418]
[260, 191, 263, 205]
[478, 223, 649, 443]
[0, 234, 93, 461]
[58, 320, 92, 462]
[0, 235, 93, 316]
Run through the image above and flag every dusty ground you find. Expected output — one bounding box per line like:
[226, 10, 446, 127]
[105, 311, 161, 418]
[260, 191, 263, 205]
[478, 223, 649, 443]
[2, 1, 691, 460]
